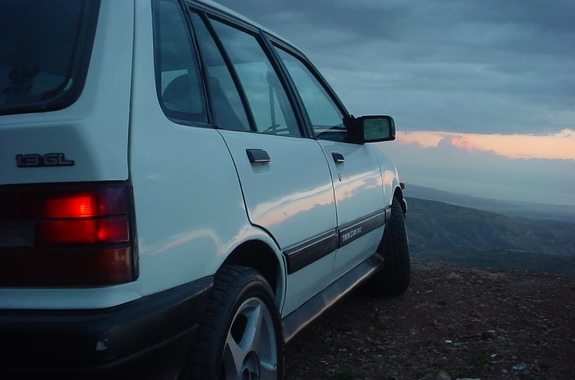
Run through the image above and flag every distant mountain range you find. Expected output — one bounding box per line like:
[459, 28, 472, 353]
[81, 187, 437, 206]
[405, 184, 575, 222]
[404, 185, 575, 276]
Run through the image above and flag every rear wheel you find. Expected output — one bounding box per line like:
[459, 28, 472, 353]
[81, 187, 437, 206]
[368, 197, 410, 296]
[181, 265, 283, 380]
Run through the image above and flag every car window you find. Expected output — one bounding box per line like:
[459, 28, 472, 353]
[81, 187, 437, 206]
[153, 0, 207, 124]
[189, 13, 250, 131]
[276, 48, 347, 142]
[0, 0, 100, 115]
[207, 19, 302, 137]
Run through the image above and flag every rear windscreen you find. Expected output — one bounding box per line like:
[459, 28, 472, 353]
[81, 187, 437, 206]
[0, 0, 100, 115]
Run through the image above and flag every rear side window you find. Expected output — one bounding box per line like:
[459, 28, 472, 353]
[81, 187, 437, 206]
[0, 0, 100, 116]
[189, 13, 250, 131]
[209, 20, 302, 137]
[153, 0, 208, 124]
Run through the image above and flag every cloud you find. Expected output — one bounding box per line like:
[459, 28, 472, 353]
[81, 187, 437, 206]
[213, 0, 575, 135]
[378, 137, 575, 205]
[395, 130, 575, 160]
[447, 136, 483, 152]
[558, 129, 573, 138]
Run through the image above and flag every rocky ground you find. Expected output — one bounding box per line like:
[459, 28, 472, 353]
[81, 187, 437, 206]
[285, 258, 575, 380]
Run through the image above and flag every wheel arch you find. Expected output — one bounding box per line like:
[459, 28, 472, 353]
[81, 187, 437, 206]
[393, 185, 407, 215]
[371, 145, 406, 215]
[222, 239, 285, 306]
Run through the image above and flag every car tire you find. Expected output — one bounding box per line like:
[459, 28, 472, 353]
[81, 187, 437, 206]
[180, 265, 284, 380]
[368, 197, 410, 296]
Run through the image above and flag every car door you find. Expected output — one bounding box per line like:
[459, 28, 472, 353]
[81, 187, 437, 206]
[274, 47, 388, 277]
[190, 12, 338, 315]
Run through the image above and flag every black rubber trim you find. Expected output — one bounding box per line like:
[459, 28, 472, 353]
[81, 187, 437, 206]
[282, 207, 390, 274]
[338, 208, 390, 248]
[283, 229, 338, 274]
[0, 277, 213, 379]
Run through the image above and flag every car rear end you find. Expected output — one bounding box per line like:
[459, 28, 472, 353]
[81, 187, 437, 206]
[0, 1, 206, 378]
[0, 0, 136, 289]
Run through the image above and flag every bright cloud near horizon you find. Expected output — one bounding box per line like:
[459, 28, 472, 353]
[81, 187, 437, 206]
[396, 129, 575, 160]
[213, 0, 575, 206]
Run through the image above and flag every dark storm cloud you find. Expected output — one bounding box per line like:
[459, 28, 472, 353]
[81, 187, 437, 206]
[212, 0, 575, 135]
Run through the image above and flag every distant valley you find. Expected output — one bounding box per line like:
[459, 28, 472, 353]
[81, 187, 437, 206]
[404, 185, 575, 276]
[406, 184, 575, 222]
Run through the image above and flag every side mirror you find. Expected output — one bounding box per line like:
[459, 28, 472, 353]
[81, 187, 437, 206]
[358, 115, 396, 143]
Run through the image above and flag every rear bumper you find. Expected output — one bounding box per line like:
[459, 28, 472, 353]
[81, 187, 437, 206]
[0, 277, 212, 380]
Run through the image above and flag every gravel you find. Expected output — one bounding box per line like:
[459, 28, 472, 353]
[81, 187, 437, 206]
[285, 258, 575, 379]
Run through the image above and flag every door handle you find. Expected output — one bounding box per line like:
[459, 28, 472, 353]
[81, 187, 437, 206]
[246, 149, 271, 164]
[331, 151, 345, 163]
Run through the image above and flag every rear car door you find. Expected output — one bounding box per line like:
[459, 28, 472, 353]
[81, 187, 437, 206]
[189, 11, 338, 315]
[274, 47, 388, 276]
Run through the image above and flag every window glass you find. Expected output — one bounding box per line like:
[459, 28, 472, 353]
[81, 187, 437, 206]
[153, 0, 207, 123]
[209, 20, 301, 137]
[190, 13, 249, 131]
[0, 0, 100, 115]
[276, 49, 347, 141]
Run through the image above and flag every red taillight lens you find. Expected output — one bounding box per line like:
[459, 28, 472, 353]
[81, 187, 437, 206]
[44, 195, 98, 218]
[38, 218, 129, 245]
[0, 182, 136, 287]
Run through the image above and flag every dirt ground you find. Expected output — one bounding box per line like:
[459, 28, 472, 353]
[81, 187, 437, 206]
[285, 258, 575, 380]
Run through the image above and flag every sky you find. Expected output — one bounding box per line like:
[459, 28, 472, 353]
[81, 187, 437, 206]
[213, 0, 575, 206]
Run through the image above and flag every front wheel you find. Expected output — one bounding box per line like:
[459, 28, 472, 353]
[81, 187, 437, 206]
[181, 265, 283, 380]
[368, 197, 410, 296]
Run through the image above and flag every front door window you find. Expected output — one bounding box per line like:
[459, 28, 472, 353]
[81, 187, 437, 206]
[276, 49, 347, 142]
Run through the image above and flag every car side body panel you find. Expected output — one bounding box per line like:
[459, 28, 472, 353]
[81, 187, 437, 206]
[219, 131, 339, 315]
[317, 141, 388, 274]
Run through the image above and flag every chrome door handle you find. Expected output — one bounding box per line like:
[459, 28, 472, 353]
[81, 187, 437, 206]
[246, 149, 271, 164]
[331, 151, 345, 163]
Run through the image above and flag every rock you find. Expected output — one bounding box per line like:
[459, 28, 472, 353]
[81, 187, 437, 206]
[513, 363, 528, 370]
[421, 370, 452, 380]
[482, 329, 497, 340]
[447, 272, 463, 280]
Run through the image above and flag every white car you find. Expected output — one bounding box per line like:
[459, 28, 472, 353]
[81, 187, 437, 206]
[0, 0, 409, 379]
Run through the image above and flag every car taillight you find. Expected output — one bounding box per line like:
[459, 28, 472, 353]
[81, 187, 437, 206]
[38, 218, 129, 245]
[0, 182, 137, 287]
